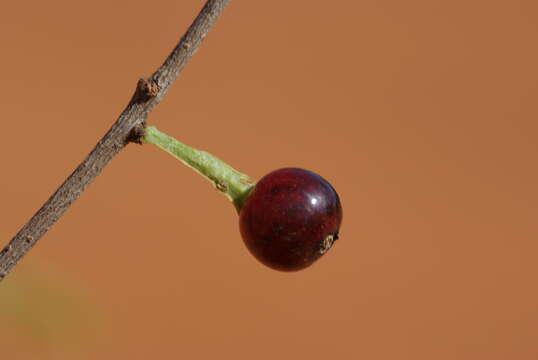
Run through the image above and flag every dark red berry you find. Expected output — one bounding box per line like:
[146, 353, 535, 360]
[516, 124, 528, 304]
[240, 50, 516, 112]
[239, 168, 342, 271]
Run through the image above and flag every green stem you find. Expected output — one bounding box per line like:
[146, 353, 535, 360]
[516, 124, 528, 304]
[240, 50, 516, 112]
[143, 126, 255, 211]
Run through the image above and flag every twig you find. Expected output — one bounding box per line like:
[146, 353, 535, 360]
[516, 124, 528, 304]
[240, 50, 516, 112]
[0, 0, 231, 282]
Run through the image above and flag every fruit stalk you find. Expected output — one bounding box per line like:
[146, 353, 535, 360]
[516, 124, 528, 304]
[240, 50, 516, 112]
[143, 126, 255, 210]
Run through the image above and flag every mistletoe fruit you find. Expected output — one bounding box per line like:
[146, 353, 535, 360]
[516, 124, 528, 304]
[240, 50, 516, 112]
[143, 126, 343, 271]
[239, 168, 342, 271]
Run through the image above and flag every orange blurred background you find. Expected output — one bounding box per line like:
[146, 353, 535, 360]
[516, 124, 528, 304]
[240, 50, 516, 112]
[1, 0, 537, 359]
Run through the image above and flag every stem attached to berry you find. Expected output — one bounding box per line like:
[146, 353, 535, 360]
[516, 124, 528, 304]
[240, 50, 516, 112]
[143, 126, 255, 211]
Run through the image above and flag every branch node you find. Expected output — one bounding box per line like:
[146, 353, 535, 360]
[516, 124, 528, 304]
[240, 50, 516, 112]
[128, 123, 147, 145]
[134, 78, 160, 103]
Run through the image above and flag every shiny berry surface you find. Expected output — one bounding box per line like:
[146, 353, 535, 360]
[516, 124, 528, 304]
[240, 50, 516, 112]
[239, 168, 342, 271]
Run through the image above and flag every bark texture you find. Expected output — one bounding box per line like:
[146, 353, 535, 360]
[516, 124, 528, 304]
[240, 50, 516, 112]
[0, 0, 231, 282]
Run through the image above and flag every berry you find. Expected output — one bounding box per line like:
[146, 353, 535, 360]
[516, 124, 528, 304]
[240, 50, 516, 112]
[239, 168, 342, 271]
[144, 128, 343, 272]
